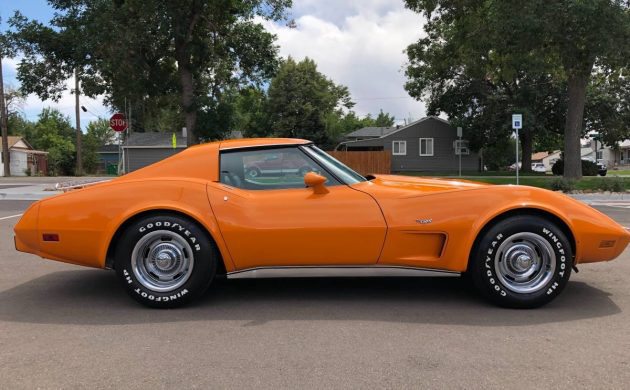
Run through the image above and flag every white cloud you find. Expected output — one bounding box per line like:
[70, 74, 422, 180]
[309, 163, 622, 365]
[2, 57, 110, 131]
[263, 1, 427, 123]
[3, 1, 428, 129]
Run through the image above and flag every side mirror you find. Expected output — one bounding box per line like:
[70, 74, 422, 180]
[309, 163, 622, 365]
[304, 172, 329, 194]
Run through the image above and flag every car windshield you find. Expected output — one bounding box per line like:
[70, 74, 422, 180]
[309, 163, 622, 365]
[301, 145, 367, 184]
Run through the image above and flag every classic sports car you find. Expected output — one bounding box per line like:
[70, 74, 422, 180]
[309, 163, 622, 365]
[14, 138, 630, 308]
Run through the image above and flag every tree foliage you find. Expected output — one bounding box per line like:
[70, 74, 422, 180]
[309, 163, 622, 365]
[10, 0, 292, 144]
[404, 0, 630, 177]
[266, 57, 354, 147]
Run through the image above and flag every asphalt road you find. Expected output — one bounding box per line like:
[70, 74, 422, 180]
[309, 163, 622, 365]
[1, 200, 630, 389]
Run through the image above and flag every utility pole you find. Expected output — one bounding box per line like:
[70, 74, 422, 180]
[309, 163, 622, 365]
[74, 69, 83, 176]
[0, 55, 10, 177]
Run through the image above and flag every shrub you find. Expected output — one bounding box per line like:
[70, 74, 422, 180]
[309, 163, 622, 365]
[550, 178, 575, 192]
[595, 178, 625, 192]
[582, 160, 598, 176]
[552, 159, 598, 176]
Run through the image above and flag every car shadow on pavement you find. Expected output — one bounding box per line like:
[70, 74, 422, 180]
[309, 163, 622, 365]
[0, 269, 620, 326]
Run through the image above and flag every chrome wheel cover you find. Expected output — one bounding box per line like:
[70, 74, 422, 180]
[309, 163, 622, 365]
[131, 230, 194, 292]
[494, 232, 556, 294]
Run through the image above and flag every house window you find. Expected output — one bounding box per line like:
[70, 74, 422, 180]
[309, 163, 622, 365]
[454, 140, 470, 155]
[596, 150, 603, 160]
[392, 140, 406, 155]
[419, 138, 434, 156]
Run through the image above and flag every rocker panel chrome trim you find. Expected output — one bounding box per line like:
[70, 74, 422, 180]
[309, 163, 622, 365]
[226, 265, 459, 279]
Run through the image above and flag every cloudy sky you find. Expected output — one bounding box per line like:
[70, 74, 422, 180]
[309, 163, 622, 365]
[0, 0, 426, 129]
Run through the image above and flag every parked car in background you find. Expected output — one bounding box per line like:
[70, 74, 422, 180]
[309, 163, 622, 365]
[531, 163, 546, 173]
[597, 162, 607, 176]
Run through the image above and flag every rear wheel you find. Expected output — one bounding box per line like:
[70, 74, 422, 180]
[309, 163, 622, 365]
[114, 214, 217, 308]
[470, 215, 573, 308]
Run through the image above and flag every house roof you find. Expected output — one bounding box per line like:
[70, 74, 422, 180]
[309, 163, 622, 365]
[0, 136, 32, 150]
[345, 127, 395, 138]
[99, 144, 120, 153]
[531, 152, 549, 161]
[124, 132, 187, 148]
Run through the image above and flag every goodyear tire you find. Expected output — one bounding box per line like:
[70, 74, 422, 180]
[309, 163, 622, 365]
[470, 215, 573, 308]
[114, 214, 217, 308]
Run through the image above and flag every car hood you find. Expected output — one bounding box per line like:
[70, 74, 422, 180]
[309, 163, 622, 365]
[364, 174, 490, 195]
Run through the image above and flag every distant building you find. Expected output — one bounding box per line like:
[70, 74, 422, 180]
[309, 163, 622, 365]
[0, 136, 48, 176]
[121, 132, 187, 173]
[337, 117, 480, 172]
[531, 150, 562, 172]
[97, 144, 120, 173]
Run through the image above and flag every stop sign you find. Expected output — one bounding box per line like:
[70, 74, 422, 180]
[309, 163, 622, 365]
[109, 113, 128, 132]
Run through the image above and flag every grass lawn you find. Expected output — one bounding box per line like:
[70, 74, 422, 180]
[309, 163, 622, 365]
[609, 170, 630, 175]
[440, 176, 630, 191]
[403, 171, 548, 177]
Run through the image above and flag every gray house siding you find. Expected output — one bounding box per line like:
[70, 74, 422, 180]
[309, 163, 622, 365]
[126, 148, 184, 172]
[343, 117, 479, 172]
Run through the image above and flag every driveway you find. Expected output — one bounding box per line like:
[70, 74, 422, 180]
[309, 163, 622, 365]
[1, 200, 629, 389]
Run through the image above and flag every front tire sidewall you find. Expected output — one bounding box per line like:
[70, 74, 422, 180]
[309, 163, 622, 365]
[472, 216, 573, 308]
[115, 215, 216, 308]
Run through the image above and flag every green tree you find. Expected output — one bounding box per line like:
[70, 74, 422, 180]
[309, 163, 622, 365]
[374, 110, 395, 127]
[24, 108, 76, 175]
[404, 0, 630, 178]
[10, 0, 292, 145]
[267, 57, 354, 147]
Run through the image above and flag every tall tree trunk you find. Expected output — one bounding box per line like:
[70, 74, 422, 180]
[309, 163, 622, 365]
[74, 69, 83, 176]
[0, 56, 10, 177]
[563, 74, 589, 180]
[176, 48, 197, 146]
[520, 128, 532, 173]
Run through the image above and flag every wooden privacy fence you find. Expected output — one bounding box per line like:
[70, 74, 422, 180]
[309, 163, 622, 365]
[327, 150, 391, 175]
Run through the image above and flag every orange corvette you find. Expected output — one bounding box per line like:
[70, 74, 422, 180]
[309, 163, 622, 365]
[14, 138, 630, 308]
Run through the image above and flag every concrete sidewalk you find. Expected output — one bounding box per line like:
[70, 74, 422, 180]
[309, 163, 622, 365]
[0, 177, 111, 200]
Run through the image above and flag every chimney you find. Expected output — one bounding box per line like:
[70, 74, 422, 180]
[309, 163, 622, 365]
[182, 127, 187, 138]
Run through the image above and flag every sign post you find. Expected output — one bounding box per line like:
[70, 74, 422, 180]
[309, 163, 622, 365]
[512, 114, 522, 185]
[457, 126, 462, 177]
[110, 113, 128, 175]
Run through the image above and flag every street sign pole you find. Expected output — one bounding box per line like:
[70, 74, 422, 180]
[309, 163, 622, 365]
[512, 114, 522, 185]
[516, 128, 519, 185]
[457, 127, 462, 177]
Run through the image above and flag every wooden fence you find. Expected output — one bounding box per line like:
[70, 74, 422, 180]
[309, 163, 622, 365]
[327, 150, 391, 175]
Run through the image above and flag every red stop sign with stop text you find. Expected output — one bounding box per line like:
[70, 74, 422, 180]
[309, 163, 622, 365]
[110, 113, 128, 132]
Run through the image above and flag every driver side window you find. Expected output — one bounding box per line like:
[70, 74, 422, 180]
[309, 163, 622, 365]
[220, 147, 340, 190]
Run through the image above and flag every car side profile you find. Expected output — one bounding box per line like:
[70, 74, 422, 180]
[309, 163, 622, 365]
[14, 138, 630, 308]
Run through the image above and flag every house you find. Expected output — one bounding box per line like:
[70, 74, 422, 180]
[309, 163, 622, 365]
[336, 117, 480, 172]
[0, 136, 48, 176]
[121, 131, 187, 173]
[531, 150, 562, 172]
[97, 144, 121, 173]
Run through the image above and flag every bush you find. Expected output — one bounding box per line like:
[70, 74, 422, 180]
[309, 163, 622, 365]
[552, 159, 598, 176]
[550, 178, 575, 192]
[594, 178, 625, 192]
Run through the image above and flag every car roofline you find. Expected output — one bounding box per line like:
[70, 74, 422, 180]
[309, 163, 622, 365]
[219, 140, 312, 151]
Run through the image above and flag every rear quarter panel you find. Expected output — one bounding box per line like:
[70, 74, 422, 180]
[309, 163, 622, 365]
[35, 179, 234, 270]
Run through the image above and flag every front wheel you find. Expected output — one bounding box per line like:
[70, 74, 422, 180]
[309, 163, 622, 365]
[114, 214, 217, 308]
[469, 215, 573, 308]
